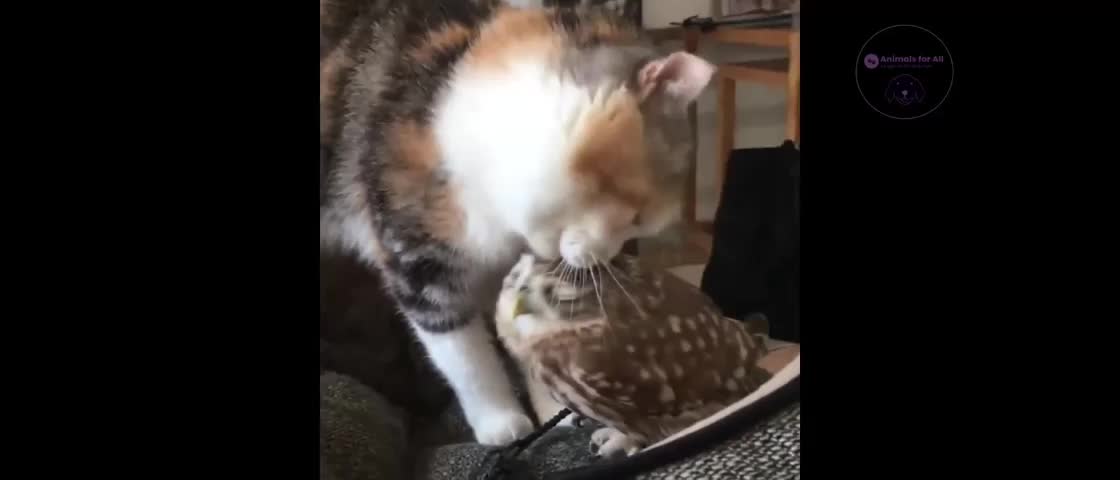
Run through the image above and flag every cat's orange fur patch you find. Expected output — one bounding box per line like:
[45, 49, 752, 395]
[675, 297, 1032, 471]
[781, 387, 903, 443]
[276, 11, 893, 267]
[408, 22, 474, 63]
[466, 7, 561, 70]
[568, 88, 651, 208]
[386, 121, 465, 242]
[320, 46, 353, 143]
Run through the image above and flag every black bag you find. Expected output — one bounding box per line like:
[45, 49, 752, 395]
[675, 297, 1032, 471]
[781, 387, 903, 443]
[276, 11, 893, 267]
[701, 141, 800, 343]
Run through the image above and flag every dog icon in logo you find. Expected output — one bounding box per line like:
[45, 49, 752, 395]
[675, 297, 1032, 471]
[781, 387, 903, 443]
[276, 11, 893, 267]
[884, 74, 926, 106]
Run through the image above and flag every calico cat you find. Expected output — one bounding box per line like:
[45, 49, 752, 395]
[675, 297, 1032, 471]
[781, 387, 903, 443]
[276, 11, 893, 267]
[320, 0, 714, 445]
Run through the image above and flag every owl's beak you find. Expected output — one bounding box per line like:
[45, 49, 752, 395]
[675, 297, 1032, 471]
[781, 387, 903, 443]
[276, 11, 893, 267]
[512, 292, 530, 318]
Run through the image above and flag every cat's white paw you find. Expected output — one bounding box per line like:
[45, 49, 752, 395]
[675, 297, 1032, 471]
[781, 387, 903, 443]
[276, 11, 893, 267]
[589, 427, 644, 457]
[472, 410, 534, 446]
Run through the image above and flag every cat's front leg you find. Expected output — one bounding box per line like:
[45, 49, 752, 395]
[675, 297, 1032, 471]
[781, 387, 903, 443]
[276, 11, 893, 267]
[526, 374, 577, 428]
[382, 244, 532, 445]
[410, 314, 533, 445]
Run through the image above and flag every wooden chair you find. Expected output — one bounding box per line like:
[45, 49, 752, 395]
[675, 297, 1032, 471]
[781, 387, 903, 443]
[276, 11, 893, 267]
[680, 26, 800, 228]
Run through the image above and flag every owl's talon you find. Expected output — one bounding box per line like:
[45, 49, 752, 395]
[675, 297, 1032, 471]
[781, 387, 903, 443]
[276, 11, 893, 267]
[590, 427, 612, 447]
[590, 427, 644, 458]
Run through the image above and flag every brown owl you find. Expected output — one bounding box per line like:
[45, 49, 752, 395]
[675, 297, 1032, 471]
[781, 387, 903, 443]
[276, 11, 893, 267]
[495, 254, 771, 457]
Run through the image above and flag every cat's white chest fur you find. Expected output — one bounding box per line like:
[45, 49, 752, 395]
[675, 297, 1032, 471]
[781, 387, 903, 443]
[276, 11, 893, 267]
[433, 60, 596, 265]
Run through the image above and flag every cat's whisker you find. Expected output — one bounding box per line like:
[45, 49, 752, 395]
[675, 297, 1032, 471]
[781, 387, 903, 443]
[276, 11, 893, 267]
[567, 269, 575, 321]
[601, 255, 641, 315]
[589, 264, 606, 318]
[555, 263, 571, 310]
[591, 253, 623, 343]
[577, 268, 584, 312]
[596, 268, 605, 309]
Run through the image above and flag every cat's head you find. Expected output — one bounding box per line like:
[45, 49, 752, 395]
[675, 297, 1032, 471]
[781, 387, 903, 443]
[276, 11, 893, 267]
[523, 47, 713, 268]
[446, 8, 715, 268]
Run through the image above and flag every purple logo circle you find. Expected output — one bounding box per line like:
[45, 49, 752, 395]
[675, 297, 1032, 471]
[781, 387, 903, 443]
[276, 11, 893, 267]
[864, 53, 880, 69]
[856, 25, 953, 120]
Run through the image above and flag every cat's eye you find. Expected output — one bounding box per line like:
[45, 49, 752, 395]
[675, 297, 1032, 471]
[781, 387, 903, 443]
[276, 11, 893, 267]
[543, 285, 555, 298]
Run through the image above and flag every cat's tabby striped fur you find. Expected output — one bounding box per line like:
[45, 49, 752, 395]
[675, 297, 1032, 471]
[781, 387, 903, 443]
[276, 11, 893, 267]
[320, 0, 714, 445]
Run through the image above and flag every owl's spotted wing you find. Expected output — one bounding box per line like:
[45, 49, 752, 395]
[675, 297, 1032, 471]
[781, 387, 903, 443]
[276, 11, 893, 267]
[529, 309, 768, 442]
[529, 323, 688, 438]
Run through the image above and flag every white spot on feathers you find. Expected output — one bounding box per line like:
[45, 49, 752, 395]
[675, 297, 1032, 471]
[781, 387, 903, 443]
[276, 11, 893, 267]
[659, 384, 676, 403]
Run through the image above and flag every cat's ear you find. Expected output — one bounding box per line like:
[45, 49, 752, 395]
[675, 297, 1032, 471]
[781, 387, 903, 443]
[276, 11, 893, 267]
[636, 51, 717, 108]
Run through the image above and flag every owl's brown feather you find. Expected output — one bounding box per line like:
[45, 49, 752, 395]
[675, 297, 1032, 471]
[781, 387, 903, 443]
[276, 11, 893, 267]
[496, 254, 772, 455]
[529, 309, 769, 444]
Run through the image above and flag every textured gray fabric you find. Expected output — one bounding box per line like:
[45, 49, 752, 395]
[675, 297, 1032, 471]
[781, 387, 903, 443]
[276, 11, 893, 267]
[636, 404, 801, 480]
[415, 424, 601, 480]
[320, 372, 409, 480]
[318, 368, 604, 480]
[319, 369, 799, 480]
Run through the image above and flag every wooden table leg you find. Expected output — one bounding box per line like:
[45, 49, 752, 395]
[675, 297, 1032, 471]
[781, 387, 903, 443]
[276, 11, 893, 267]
[786, 32, 800, 144]
[683, 27, 700, 225]
[716, 75, 737, 204]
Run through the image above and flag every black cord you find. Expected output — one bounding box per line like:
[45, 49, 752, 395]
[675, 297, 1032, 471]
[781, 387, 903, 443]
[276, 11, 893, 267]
[476, 408, 573, 480]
